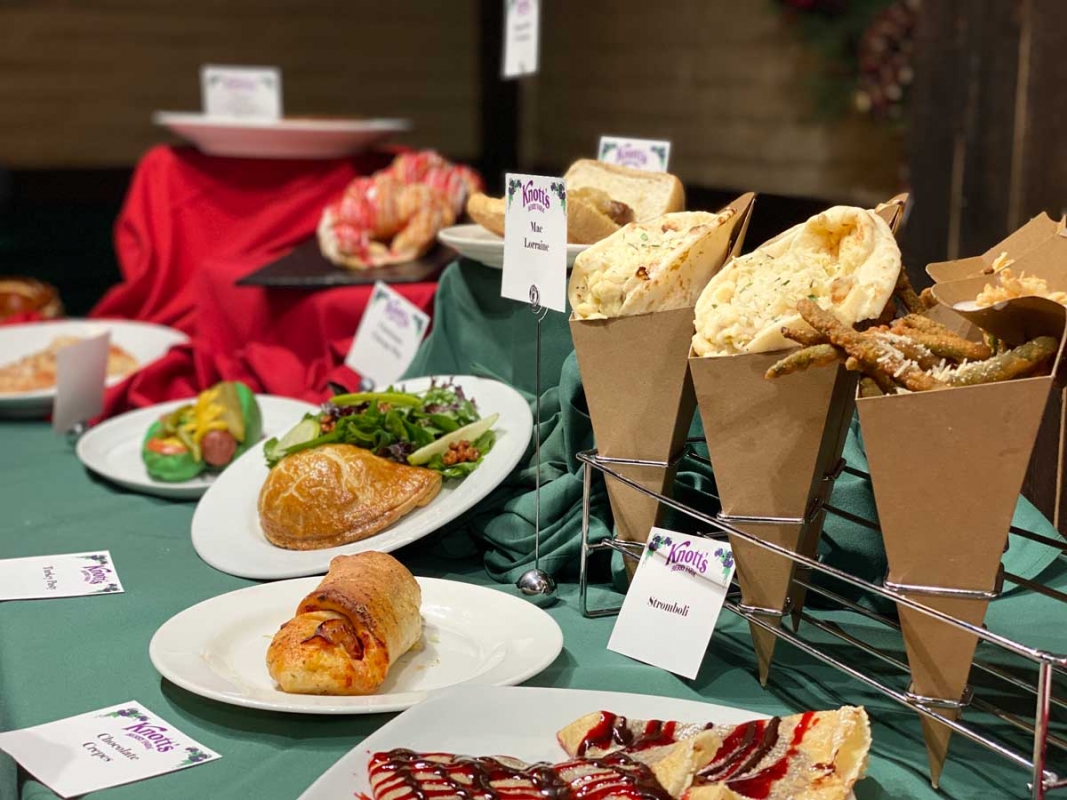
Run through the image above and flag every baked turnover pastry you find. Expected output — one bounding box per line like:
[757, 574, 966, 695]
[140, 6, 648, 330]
[267, 552, 422, 695]
[257, 444, 442, 550]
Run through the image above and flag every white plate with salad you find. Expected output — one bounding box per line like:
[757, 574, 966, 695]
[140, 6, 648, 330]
[191, 375, 532, 579]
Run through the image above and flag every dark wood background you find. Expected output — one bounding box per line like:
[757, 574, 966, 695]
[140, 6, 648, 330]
[905, 0, 1066, 533]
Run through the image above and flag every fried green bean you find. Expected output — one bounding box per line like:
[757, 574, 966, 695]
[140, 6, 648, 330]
[947, 337, 1059, 386]
[797, 299, 943, 392]
[765, 344, 843, 379]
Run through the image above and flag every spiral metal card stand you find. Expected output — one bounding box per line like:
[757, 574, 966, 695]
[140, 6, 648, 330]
[577, 440, 1067, 799]
[515, 286, 557, 604]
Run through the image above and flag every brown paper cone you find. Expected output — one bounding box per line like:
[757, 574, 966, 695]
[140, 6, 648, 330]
[858, 375, 1055, 783]
[571, 307, 698, 571]
[690, 351, 857, 682]
[571, 194, 755, 573]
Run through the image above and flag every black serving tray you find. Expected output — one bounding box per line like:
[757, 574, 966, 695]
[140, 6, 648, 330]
[237, 238, 455, 288]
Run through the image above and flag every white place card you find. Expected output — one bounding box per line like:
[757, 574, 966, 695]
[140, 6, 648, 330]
[52, 331, 110, 434]
[0, 701, 220, 798]
[502, 0, 540, 78]
[0, 551, 124, 601]
[200, 64, 282, 120]
[345, 281, 431, 390]
[598, 136, 672, 172]
[608, 529, 736, 679]
[501, 173, 568, 313]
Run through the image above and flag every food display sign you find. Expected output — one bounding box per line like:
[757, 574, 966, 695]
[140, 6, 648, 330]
[345, 281, 431, 390]
[597, 136, 671, 172]
[608, 529, 736, 679]
[501, 173, 567, 313]
[0, 701, 220, 798]
[52, 331, 110, 434]
[0, 550, 124, 601]
[200, 64, 282, 119]
[502, 0, 540, 78]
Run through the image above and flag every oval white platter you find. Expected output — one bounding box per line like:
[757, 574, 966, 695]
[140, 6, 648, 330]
[149, 577, 563, 715]
[76, 394, 318, 500]
[153, 112, 411, 159]
[191, 375, 532, 579]
[438, 224, 588, 270]
[0, 318, 188, 417]
[297, 686, 863, 800]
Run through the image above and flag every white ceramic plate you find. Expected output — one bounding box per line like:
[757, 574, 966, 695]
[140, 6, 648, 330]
[298, 686, 848, 800]
[192, 375, 532, 579]
[0, 319, 188, 417]
[149, 577, 563, 715]
[153, 112, 411, 159]
[75, 395, 318, 500]
[437, 224, 589, 270]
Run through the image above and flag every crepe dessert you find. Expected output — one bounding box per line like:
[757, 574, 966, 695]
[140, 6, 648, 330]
[369, 749, 672, 800]
[0, 335, 138, 394]
[569, 210, 739, 320]
[318, 150, 483, 270]
[366, 705, 869, 800]
[692, 206, 901, 357]
[466, 160, 685, 246]
[258, 444, 442, 550]
[557, 707, 871, 800]
[267, 552, 421, 695]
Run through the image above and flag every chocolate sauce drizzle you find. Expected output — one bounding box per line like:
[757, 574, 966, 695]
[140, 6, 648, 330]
[577, 712, 711, 756]
[693, 712, 819, 799]
[370, 748, 671, 800]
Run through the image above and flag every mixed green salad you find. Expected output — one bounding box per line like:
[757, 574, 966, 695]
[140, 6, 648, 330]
[264, 379, 497, 479]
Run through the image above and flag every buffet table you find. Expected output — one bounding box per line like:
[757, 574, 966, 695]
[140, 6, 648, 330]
[1, 393, 1063, 800]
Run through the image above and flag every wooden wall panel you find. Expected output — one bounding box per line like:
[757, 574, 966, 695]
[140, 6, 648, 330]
[0, 1, 480, 167]
[521, 0, 903, 205]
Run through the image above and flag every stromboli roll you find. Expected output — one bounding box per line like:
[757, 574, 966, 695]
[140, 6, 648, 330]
[266, 552, 422, 695]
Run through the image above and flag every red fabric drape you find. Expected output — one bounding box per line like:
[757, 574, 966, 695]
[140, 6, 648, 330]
[81, 145, 437, 417]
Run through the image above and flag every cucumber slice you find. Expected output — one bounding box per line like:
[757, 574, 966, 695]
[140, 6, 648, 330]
[266, 417, 321, 463]
[408, 414, 498, 466]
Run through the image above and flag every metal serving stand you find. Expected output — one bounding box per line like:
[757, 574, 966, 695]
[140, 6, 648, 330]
[576, 440, 1067, 800]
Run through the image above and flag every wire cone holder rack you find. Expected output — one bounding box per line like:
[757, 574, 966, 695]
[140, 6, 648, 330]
[577, 440, 1067, 800]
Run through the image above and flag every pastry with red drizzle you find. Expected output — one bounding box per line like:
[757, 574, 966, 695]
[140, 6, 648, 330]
[318, 150, 482, 270]
[558, 707, 870, 800]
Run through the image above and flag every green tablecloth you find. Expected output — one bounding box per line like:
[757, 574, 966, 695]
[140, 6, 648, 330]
[2, 261, 1064, 799]
[0, 419, 1060, 800]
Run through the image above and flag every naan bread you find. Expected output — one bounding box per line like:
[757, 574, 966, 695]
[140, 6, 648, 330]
[569, 210, 737, 320]
[258, 444, 442, 550]
[692, 206, 901, 356]
[266, 552, 422, 695]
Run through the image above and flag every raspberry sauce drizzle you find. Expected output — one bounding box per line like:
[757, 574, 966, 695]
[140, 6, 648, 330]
[369, 748, 671, 800]
[694, 712, 820, 799]
[576, 713, 699, 756]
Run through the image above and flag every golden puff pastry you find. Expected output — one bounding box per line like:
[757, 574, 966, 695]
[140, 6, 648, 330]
[258, 444, 442, 550]
[267, 552, 422, 695]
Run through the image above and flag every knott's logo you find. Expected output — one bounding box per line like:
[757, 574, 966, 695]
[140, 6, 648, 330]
[521, 181, 551, 212]
[615, 145, 648, 168]
[80, 564, 112, 585]
[664, 540, 709, 576]
[123, 721, 179, 753]
[383, 297, 409, 328]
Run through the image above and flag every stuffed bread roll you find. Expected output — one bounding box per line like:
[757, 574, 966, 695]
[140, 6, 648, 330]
[568, 209, 738, 320]
[142, 381, 262, 481]
[266, 552, 422, 695]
